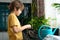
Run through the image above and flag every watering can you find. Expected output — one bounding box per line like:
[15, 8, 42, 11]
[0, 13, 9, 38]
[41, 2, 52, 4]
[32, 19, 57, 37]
[38, 25, 57, 40]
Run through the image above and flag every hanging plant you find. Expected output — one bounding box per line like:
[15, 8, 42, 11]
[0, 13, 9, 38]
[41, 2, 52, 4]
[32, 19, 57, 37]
[52, 3, 60, 10]
[52, 3, 60, 8]
[52, 3, 60, 14]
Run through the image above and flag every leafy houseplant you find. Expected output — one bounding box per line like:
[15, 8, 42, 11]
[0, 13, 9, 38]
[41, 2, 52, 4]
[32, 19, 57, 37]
[27, 0, 50, 30]
[28, 16, 50, 30]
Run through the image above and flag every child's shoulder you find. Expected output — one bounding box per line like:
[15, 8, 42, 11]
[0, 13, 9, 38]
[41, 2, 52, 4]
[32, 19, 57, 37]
[8, 14, 16, 19]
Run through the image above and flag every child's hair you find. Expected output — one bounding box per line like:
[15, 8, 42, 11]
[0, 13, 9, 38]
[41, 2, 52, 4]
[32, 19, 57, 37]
[9, 0, 24, 12]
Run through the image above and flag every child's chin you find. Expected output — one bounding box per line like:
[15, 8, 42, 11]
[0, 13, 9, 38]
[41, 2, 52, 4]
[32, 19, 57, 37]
[17, 15, 19, 16]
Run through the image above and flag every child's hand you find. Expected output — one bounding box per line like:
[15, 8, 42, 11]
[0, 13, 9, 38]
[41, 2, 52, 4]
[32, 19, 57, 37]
[25, 24, 31, 29]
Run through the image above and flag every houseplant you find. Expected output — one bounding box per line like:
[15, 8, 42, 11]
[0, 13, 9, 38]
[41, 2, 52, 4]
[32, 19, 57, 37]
[52, 3, 60, 9]
[52, 3, 60, 14]
[23, 0, 50, 40]
[28, 16, 50, 30]
[28, 0, 49, 30]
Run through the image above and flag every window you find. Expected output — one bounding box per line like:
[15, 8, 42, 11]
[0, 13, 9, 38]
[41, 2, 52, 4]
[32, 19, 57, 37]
[0, 2, 9, 31]
[44, 0, 60, 27]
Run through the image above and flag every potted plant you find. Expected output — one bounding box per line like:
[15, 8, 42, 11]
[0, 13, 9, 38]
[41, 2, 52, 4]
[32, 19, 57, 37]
[28, 16, 50, 30]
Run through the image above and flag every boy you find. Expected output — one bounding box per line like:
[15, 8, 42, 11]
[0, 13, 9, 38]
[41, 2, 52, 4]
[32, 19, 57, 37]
[7, 0, 31, 40]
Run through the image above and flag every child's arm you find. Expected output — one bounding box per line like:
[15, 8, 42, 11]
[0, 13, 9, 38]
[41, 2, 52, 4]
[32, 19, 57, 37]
[12, 24, 31, 33]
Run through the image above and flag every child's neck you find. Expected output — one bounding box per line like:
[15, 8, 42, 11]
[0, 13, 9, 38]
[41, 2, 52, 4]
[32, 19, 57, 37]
[11, 11, 17, 16]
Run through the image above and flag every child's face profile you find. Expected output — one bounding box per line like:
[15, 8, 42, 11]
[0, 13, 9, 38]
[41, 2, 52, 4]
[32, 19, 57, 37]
[15, 9, 22, 16]
[17, 9, 22, 16]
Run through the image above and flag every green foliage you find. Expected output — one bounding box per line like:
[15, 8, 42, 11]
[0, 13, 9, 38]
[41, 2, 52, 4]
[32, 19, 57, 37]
[28, 16, 50, 30]
[28, 0, 49, 30]
[52, 3, 60, 8]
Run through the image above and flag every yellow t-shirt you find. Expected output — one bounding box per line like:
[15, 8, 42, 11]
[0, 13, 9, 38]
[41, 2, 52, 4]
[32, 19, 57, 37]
[7, 13, 23, 40]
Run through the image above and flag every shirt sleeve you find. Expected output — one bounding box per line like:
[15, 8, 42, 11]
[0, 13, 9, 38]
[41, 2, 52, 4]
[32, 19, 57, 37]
[9, 15, 18, 27]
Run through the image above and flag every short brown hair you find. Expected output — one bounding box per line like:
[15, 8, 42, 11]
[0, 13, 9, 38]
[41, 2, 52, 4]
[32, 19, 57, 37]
[9, 0, 24, 12]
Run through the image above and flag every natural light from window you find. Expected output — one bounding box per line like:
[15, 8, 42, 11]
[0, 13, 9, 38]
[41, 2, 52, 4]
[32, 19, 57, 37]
[44, 0, 60, 28]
